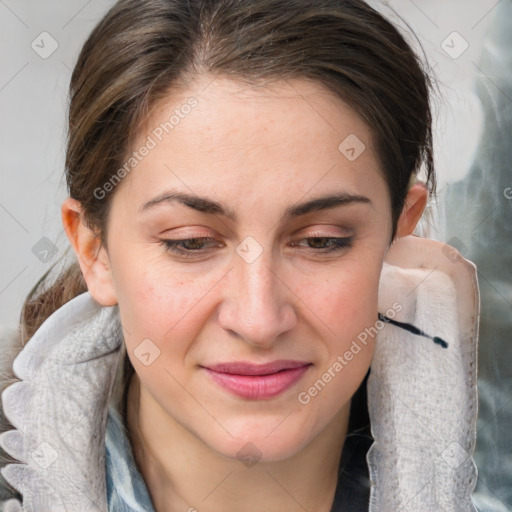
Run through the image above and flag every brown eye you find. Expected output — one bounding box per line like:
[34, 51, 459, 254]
[292, 236, 354, 253]
[161, 237, 220, 257]
[307, 237, 331, 249]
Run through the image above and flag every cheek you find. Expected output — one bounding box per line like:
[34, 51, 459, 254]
[312, 260, 381, 341]
[295, 262, 379, 434]
[109, 251, 223, 355]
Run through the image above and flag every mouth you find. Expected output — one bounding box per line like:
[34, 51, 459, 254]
[200, 360, 312, 400]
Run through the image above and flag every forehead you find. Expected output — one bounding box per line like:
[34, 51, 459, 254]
[115, 75, 387, 214]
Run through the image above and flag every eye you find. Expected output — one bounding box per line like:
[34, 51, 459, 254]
[161, 237, 220, 258]
[291, 236, 354, 253]
[160, 234, 354, 259]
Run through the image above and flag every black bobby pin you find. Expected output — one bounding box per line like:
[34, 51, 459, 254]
[378, 313, 449, 349]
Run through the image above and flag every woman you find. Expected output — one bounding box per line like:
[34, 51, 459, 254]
[0, 0, 480, 511]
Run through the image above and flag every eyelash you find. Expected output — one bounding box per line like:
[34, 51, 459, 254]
[161, 235, 353, 258]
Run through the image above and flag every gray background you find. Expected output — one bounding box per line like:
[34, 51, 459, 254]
[1, 1, 510, 510]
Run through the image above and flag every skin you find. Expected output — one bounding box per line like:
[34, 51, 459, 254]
[63, 75, 427, 512]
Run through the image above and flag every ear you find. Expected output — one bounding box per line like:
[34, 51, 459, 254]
[61, 198, 117, 306]
[395, 182, 429, 238]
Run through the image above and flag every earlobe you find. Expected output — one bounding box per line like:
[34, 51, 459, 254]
[61, 198, 117, 306]
[395, 182, 429, 239]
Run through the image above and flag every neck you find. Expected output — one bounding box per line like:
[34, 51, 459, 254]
[126, 373, 349, 512]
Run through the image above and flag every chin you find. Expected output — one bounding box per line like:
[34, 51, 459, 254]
[202, 416, 314, 464]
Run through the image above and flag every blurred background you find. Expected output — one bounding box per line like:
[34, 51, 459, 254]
[0, 1, 510, 509]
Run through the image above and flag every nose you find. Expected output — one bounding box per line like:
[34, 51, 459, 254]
[217, 249, 298, 347]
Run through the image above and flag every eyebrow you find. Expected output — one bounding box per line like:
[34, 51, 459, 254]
[140, 190, 372, 221]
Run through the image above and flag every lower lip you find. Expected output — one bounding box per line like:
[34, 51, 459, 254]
[203, 365, 311, 400]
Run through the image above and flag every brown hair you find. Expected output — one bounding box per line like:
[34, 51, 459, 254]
[21, 0, 436, 344]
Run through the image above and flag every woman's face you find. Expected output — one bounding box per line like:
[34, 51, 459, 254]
[105, 76, 392, 461]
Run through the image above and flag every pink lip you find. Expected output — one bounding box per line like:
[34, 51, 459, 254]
[201, 360, 312, 400]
